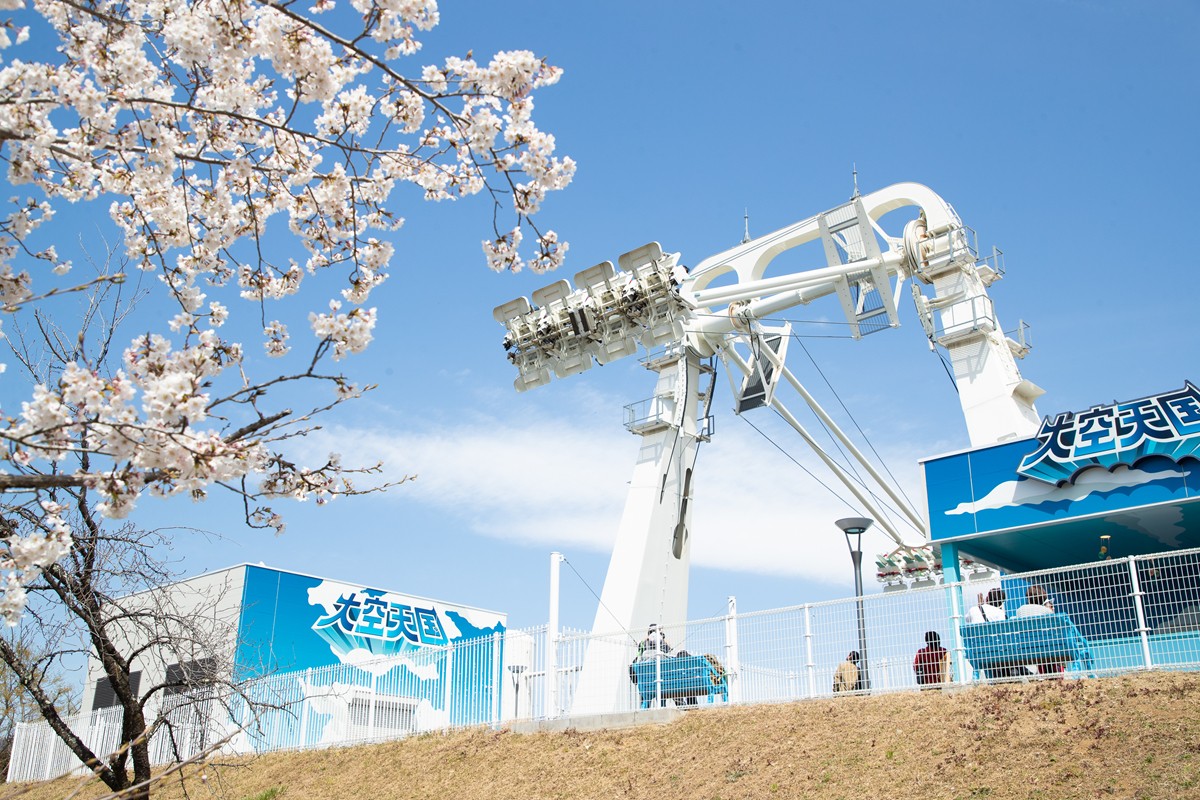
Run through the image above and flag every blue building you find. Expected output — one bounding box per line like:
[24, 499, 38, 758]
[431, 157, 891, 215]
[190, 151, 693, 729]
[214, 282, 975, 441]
[922, 380, 1200, 674]
[925, 379, 1199, 573]
[79, 563, 509, 746]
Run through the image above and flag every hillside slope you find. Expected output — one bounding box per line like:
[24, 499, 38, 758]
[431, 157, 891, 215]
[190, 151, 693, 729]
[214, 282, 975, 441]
[12, 671, 1200, 800]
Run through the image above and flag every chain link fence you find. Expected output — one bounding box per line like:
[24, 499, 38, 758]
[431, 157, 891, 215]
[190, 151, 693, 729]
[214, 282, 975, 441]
[10, 548, 1200, 783]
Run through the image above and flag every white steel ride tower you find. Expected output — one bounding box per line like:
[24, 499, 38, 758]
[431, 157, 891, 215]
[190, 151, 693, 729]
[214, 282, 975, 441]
[494, 182, 1043, 715]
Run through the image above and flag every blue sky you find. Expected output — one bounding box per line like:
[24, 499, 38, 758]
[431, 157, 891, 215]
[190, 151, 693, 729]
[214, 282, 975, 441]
[8, 0, 1200, 633]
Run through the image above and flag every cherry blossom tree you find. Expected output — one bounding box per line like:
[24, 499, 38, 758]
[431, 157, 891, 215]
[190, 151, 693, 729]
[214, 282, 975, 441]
[0, 511, 245, 799]
[0, 0, 575, 622]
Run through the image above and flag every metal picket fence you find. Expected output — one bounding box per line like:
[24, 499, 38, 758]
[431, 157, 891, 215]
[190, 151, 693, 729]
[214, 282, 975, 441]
[5, 697, 229, 784]
[10, 548, 1200, 783]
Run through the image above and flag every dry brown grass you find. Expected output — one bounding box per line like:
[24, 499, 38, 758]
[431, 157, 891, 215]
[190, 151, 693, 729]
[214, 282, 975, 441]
[9, 671, 1200, 800]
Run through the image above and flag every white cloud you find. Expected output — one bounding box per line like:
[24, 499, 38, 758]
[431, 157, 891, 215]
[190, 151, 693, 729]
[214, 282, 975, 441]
[684, 425, 920, 579]
[298, 385, 931, 589]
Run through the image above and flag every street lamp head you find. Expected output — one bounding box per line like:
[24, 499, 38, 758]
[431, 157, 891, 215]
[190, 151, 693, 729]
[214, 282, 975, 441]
[836, 517, 874, 535]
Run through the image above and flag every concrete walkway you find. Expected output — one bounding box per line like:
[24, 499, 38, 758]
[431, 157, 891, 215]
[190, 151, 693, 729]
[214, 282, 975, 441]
[508, 706, 685, 734]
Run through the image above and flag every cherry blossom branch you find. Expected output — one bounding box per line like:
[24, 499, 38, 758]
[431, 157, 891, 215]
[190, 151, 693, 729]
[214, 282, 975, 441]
[0, 0, 575, 622]
[0, 272, 125, 313]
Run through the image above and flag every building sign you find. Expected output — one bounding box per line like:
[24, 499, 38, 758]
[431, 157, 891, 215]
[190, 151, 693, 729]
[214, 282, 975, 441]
[1017, 381, 1200, 485]
[235, 566, 506, 680]
[312, 587, 450, 659]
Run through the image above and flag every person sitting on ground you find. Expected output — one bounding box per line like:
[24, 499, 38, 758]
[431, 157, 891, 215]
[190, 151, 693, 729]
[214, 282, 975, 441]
[833, 650, 860, 693]
[636, 623, 672, 660]
[913, 630, 950, 688]
[966, 587, 1007, 624]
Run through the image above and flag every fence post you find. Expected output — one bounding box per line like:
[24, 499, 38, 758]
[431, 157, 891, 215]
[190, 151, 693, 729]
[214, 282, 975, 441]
[547, 552, 562, 719]
[724, 596, 741, 704]
[1128, 557, 1153, 669]
[367, 670, 377, 742]
[940, 542, 969, 684]
[41, 716, 56, 781]
[11, 721, 34, 783]
[803, 603, 815, 699]
[492, 631, 502, 727]
[9, 721, 28, 783]
[443, 642, 454, 729]
[4, 721, 18, 782]
[298, 668, 311, 747]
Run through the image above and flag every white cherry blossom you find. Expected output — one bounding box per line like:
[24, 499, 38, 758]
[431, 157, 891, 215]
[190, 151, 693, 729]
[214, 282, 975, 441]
[0, 0, 575, 619]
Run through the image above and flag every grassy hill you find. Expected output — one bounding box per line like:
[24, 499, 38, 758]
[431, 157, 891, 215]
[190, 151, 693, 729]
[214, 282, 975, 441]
[10, 671, 1200, 800]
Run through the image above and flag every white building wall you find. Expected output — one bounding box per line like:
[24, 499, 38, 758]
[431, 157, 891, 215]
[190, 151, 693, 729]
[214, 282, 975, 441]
[78, 564, 247, 718]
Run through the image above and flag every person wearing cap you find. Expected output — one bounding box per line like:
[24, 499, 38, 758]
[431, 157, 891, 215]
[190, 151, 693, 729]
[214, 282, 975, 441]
[636, 623, 672, 660]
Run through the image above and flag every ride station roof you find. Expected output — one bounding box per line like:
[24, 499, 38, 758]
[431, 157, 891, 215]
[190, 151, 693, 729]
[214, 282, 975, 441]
[922, 380, 1200, 574]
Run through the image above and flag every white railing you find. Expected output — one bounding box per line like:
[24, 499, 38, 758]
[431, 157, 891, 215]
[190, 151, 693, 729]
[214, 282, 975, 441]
[11, 549, 1200, 783]
[5, 698, 230, 784]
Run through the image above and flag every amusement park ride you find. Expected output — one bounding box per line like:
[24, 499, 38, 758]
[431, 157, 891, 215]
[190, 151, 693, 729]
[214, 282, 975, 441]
[494, 182, 1045, 714]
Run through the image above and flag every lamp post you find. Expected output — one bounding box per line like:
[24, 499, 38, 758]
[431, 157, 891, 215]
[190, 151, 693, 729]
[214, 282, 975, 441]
[836, 517, 873, 691]
[508, 664, 527, 718]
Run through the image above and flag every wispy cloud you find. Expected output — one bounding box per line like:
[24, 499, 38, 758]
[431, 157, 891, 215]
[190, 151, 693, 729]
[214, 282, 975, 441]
[300, 385, 930, 587]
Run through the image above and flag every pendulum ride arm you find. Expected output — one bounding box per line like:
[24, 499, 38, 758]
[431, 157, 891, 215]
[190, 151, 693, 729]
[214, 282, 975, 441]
[492, 183, 1042, 715]
[681, 182, 1044, 448]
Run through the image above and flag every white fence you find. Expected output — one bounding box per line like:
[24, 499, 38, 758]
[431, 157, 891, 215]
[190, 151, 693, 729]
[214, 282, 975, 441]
[10, 548, 1200, 783]
[6, 695, 229, 784]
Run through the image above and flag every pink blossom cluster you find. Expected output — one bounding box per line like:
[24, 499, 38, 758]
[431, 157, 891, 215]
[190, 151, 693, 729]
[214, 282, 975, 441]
[0, 500, 69, 625]
[0, 0, 573, 619]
